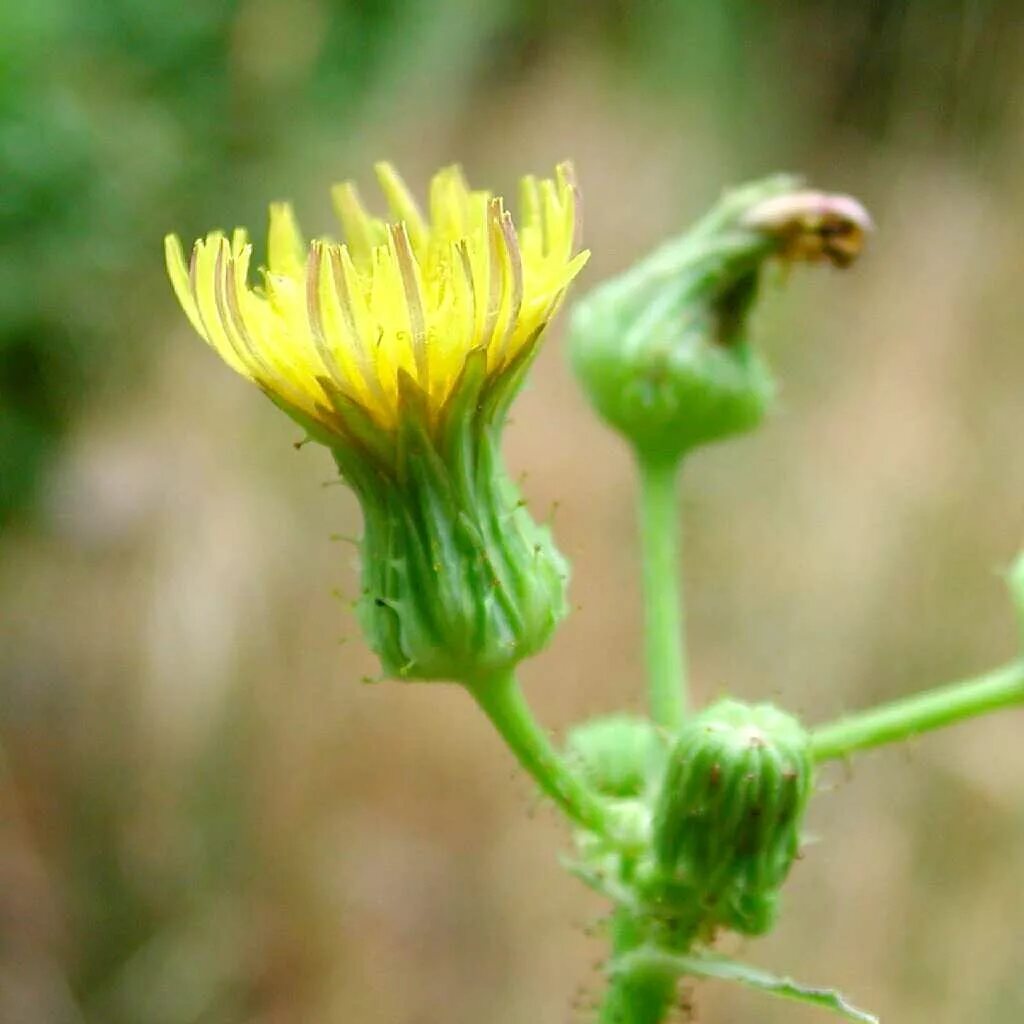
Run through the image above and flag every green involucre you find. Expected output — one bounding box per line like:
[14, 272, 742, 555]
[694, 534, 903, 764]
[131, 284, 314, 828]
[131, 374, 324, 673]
[649, 699, 813, 935]
[328, 347, 568, 683]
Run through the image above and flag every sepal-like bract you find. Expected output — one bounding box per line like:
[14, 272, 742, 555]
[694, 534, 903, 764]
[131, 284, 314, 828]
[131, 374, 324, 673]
[331, 348, 568, 682]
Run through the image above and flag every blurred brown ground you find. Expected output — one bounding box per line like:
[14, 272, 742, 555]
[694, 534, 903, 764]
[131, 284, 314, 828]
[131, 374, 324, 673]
[3, 5, 1024, 1023]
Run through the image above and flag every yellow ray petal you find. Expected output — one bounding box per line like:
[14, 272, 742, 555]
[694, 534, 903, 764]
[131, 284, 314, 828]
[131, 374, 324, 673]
[165, 162, 588, 440]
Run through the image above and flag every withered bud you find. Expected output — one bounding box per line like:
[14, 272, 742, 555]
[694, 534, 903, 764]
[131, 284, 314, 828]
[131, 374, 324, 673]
[741, 190, 873, 269]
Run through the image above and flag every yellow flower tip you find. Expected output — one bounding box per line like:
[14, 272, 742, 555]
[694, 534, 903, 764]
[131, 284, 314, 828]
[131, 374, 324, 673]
[164, 161, 589, 444]
[267, 201, 305, 277]
[374, 161, 428, 251]
[556, 160, 583, 252]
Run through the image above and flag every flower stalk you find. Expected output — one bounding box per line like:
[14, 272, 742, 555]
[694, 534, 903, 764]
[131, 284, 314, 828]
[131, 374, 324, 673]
[598, 910, 679, 1024]
[810, 660, 1024, 763]
[636, 455, 688, 731]
[469, 669, 619, 838]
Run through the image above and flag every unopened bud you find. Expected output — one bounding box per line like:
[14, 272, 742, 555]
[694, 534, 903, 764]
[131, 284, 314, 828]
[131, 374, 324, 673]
[566, 715, 665, 799]
[651, 699, 812, 935]
[569, 177, 870, 462]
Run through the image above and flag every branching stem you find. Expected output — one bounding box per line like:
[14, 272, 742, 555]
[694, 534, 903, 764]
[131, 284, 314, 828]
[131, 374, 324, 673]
[598, 910, 677, 1024]
[810, 660, 1024, 762]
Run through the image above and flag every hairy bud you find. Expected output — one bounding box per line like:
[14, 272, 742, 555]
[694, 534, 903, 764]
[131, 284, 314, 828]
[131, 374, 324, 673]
[651, 699, 813, 935]
[566, 715, 666, 799]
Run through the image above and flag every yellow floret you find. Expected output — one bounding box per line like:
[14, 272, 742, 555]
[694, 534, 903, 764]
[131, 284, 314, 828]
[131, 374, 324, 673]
[165, 162, 588, 436]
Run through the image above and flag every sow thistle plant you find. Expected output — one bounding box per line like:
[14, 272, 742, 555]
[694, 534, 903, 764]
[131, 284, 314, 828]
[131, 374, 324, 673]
[166, 161, 1024, 1023]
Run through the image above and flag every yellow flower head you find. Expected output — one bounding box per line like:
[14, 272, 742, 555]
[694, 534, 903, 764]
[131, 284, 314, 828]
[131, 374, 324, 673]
[164, 161, 588, 443]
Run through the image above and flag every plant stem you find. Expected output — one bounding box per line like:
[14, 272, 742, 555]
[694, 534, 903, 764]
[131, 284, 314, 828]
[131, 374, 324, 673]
[469, 669, 615, 837]
[810, 660, 1024, 762]
[598, 910, 676, 1024]
[636, 454, 687, 732]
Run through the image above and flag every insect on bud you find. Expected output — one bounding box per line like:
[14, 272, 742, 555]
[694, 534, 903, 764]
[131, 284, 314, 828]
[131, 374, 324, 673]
[651, 699, 813, 935]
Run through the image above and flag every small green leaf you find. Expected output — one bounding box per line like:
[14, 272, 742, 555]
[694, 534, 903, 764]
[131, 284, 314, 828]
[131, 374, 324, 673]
[615, 948, 877, 1023]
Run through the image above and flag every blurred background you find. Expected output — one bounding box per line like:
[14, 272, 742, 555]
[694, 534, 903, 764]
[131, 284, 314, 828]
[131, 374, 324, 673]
[3, 1, 1024, 1021]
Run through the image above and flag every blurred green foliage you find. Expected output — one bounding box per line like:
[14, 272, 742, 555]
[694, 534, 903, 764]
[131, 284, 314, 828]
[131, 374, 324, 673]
[3, 0, 220, 521]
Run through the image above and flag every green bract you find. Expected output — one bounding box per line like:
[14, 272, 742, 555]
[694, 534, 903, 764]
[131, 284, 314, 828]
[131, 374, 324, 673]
[328, 348, 568, 683]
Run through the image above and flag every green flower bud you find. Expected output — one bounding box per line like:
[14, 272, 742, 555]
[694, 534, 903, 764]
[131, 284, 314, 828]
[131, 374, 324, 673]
[568, 179, 871, 462]
[566, 714, 666, 799]
[651, 699, 813, 935]
[334, 351, 569, 683]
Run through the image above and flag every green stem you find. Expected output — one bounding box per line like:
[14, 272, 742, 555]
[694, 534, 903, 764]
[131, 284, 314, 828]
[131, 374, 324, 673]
[598, 910, 676, 1024]
[469, 669, 615, 837]
[810, 660, 1024, 762]
[636, 454, 687, 732]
